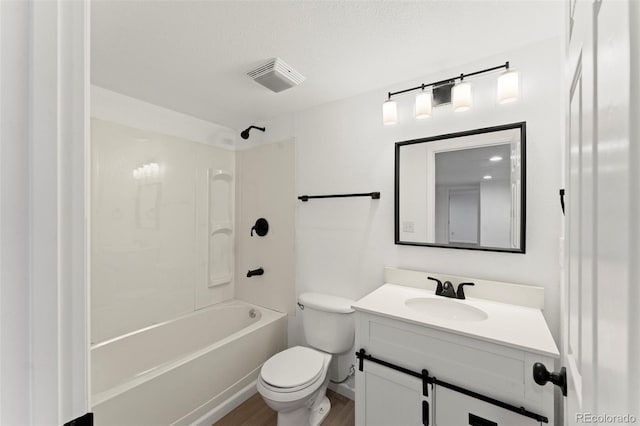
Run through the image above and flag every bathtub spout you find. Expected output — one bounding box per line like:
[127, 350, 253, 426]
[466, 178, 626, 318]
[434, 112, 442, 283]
[247, 268, 264, 278]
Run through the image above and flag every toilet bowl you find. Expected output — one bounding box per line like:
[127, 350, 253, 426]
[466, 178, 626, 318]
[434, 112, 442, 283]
[257, 346, 332, 426]
[256, 292, 355, 426]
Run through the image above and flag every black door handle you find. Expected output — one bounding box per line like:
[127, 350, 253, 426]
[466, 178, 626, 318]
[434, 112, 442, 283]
[533, 362, 567, 396]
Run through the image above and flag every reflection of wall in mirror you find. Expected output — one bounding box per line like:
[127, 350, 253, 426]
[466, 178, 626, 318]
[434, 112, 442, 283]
[398, 145, 429, 242]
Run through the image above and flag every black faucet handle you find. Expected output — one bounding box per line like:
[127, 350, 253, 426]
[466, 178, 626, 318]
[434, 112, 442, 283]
[428, 276, 443, 295]
[441, 281, 457, 298]
[456, 282, 475, 300]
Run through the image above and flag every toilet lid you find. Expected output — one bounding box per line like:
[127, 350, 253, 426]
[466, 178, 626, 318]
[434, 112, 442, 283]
[261, 346, 325, 389]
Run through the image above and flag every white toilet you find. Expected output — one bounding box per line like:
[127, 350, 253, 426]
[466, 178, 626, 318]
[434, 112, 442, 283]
[257, 292, 355, 426]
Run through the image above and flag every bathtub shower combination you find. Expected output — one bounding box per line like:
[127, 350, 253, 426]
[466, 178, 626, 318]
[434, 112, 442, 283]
[90, 119, 288, 425]
[91, 301, 286, 425]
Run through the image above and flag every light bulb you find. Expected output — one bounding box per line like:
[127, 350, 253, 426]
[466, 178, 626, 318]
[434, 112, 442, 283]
[497, 69, 519, 103]
[452, 81, 472, 112]
[415, 91, 432, 119]
[489, 156, 503, 162]
[382, 99, 398, 125]
[483, 175, 493, 180]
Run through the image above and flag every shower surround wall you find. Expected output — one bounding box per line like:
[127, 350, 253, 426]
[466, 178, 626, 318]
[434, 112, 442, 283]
[91, 119, 235, 342]
[235, 140, 296, 315]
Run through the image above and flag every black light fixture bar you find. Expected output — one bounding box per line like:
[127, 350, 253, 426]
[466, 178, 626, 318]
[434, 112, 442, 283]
[387, 61, 510, 100]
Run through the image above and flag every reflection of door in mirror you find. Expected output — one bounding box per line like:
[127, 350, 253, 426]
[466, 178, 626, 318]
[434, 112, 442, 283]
[447, 187, 479, 245]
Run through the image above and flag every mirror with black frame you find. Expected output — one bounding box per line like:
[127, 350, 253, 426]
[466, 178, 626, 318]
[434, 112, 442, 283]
[395, 122, 526, 253]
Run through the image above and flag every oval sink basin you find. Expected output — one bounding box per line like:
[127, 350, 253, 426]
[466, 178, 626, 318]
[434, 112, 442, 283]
[405, 298, 488, 322]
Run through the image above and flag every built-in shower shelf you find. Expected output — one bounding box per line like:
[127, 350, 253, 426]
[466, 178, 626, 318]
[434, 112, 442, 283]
[209, 273, 233, 288]
[210, 223, 233, 235]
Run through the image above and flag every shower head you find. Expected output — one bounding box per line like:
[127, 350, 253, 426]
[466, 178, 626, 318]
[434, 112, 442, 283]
[240, 125, 266, 140]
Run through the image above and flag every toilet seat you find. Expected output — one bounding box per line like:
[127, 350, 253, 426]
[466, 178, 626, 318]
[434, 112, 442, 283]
[260, 346, 326, 392]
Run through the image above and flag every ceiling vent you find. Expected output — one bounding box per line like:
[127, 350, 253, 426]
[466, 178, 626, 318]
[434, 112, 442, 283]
[246, 58, 305, 93]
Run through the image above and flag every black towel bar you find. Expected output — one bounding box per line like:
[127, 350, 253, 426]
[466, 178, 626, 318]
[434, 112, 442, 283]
[298, 192, 380, 202]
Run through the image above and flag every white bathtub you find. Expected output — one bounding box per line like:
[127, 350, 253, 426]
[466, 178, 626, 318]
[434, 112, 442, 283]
[91, 300, 287, 425]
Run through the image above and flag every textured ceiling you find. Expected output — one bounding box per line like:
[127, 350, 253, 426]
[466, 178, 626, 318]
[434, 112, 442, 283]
[91, 1, 563, 129]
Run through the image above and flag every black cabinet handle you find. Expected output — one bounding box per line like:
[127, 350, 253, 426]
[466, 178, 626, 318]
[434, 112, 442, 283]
[533, 362, 567, 396]
[422, 401, 429, 426]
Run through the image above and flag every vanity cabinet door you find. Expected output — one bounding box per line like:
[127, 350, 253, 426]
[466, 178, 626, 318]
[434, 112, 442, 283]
[434, 387, 544, 426]
[355, 362, 430, 426]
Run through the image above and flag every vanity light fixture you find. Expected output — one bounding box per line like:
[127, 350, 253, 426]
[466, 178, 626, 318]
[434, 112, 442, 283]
[414, 88, 433, 119]
[489, 155, 503, 162]
[452, 76, 472, 112]
[382, 98, 398, 125]
[497, 63, 520, 104]
[382, 61, 515, 124]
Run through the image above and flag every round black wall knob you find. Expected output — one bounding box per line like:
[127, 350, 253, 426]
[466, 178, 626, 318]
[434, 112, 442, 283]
[251, 218, 269, 237]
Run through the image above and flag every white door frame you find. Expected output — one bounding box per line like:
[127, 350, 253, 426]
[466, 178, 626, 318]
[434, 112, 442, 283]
[0, 1, 90, 424]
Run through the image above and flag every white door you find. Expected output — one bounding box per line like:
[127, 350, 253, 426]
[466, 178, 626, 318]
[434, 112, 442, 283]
[448, 188, 479, 244]
[562, 0, 638, 424]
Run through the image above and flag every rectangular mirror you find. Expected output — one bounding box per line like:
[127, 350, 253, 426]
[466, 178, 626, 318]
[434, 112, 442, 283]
[395, 122, 526, 253]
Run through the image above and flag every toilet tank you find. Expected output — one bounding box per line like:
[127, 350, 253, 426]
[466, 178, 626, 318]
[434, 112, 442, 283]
[298, 293, 355, 354]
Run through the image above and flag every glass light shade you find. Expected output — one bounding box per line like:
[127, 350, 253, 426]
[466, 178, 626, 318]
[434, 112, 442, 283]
[452, 82, 472, 112]
[382, 99, 398, 125]
[497, 69, 519, 103]
[415, 91, 432, 119]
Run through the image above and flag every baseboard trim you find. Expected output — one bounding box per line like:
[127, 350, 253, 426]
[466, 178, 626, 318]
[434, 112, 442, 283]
[328, 382, 354, 401]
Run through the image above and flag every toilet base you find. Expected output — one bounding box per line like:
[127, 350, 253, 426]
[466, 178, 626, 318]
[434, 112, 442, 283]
[309, 396, 331, 426]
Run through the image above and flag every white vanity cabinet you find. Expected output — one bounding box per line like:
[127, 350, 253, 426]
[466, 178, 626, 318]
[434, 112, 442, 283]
[357, 360, 430, 426]
[354, 311, 557, 426]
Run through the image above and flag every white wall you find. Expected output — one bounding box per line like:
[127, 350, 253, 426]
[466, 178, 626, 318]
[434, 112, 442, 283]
[259, 37, 563, 392]
[92, 86, 237, 150]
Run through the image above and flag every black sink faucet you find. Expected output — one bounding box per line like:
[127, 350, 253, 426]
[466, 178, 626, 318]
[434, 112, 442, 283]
[441, 281, 457, 298]
[428, 277, 443, 296]
[428, 276, 475, 299]
[456, 282, 475, 300]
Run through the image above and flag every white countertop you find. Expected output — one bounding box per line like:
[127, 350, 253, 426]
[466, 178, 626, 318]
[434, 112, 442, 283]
[352, 283, 559, 358]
